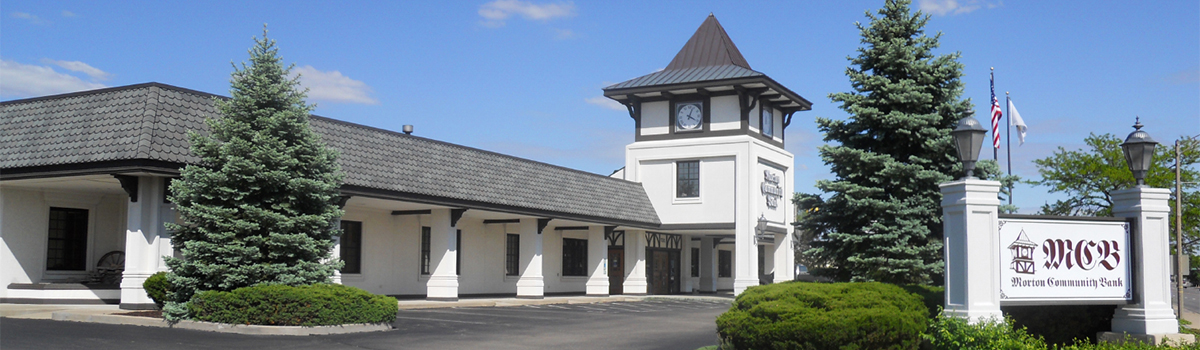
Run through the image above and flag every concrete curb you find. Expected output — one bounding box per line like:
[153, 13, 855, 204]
[50, 312, 392, 335]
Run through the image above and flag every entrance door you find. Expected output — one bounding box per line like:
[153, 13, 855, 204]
[651, 250, 671, 295]
[608, 248, 624, 295]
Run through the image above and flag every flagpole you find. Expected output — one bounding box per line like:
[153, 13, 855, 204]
[991, 68, 999, 161]
[1005, 91, 1013, 206]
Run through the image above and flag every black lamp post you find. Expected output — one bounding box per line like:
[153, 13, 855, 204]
[1121, 117, 1158, 187]
[951, 116, 988, 179]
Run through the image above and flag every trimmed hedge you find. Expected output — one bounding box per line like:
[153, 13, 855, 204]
[716, 282, 927, 350]
[187, 283, 397, 326]
[143, 271, 170, 310]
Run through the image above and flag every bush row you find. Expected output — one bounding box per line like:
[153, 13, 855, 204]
[715, 282, 1199, 350]
[186, 283, 397, 326]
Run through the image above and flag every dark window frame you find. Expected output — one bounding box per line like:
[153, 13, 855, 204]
[46, 207, 88, 271]
[562, 238, 588, 277]
[506, 234, 520, 276]
[718, 250, 732, 278]
[339, 220, 363, 274]
[691, 247, 700, 277]
[676, 160, 700, 198]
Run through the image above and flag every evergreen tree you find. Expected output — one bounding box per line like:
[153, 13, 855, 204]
[163, 29, 344, 320]
[797, 0, 972, 284]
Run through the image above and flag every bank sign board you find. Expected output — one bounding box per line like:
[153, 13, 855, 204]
[997, 217, 1132, 305]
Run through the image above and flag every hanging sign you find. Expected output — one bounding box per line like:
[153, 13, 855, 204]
[998, 217, 1132, 305]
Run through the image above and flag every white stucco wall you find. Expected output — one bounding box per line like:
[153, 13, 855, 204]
[0, 187, 127, 299]
[710, 95, 740, 131]
[640, 101, 669, 136]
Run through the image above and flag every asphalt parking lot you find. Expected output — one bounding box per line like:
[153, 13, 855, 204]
[0, 297, 732, 350]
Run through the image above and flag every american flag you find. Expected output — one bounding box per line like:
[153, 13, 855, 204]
[990, 71, 1002, 149]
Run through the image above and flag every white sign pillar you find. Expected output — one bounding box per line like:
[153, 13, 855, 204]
[1109, 187, 1185, 336]
[940, 178, 1003, 323]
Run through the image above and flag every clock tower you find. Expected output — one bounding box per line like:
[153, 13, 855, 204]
[605, 14, 811, 294]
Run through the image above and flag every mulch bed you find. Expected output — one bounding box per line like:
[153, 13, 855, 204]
[117, 310, 163, 318]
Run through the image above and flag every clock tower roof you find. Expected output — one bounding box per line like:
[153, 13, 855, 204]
[603, 14, 811, 113]
[664, 14, 751, 71]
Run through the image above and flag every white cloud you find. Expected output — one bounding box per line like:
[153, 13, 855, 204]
[11, 12, 45, 24]
[478, 0, 575, 27]
[40, 59, 112, 81]
[0, 59, 105, 97]
[917, 0, 997, 16]
[585, 96, 626, 111]
[291, 65, 378, 105]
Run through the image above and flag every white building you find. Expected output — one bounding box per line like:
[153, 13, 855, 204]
[0, 15, 809, 308]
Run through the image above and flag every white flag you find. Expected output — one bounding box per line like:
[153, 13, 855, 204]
[1008, 99, 1027, 145]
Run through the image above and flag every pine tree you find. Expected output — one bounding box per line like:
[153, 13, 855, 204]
[797, 0, 972, 284]
[163, 28, 344, 320]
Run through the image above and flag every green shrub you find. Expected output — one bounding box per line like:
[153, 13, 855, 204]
[924, 313, 1047, 350]
[187, 283, 397, 326]
[143, 271, 170, 310]
[901, 284, 944, 318]
[716, 281, 927, 350]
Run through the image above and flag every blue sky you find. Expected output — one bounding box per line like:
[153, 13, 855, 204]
[3, 0, 1198, 213]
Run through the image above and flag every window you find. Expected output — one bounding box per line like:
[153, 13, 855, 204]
[676, 161, 700, 198]
[506, 234, 520, 276]
[691, 247, 700, 277]
[421, 227, 431, 275]
[340, 221, 362, 274]
[47, 207, 88, 271]
[718, 250, 732, 278]
[761, 106, 774, 137]
[562, 238, 588, 276]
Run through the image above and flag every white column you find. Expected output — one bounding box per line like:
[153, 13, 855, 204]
[623, 230, 648, 295]
[1111, 187, 1182, 335]
[516, 218, 544, 299]
[426, 208, 458, 301]
[699, 236, 717, 292]
[940, 178, 1003, 323]
[774, 231, 795, 283]
[585, 226, 608, 296]
[733, 221, 758, 294]
[681, 238, 694, 293]
[120, 176, 167, 310]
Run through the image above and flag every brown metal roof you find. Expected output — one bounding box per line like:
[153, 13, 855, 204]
[665, 14, 751, 70]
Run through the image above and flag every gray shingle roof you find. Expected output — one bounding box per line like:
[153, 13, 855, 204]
[0, 83, 661, 227]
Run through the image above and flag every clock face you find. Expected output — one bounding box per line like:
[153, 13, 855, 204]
[676, 102, 703, 131]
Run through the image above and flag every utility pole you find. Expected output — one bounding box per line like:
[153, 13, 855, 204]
[1178, 139, 1185, 319]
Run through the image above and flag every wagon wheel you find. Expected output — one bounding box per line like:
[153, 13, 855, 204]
[96, 251, 124, 284]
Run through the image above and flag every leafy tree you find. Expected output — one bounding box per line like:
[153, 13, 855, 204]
[1034, 133, 1198, 251]
[163, 29, 345, 321]
[796, 0, 972, 284]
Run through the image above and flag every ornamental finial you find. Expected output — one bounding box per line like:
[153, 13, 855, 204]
[1133, 116, 1143, 131]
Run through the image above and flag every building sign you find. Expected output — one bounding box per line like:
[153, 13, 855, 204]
[760, 170, 782, 209]
[998, 217, 1132, 305]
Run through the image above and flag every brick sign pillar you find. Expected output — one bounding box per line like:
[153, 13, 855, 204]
[940, 178, 1003, 323]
